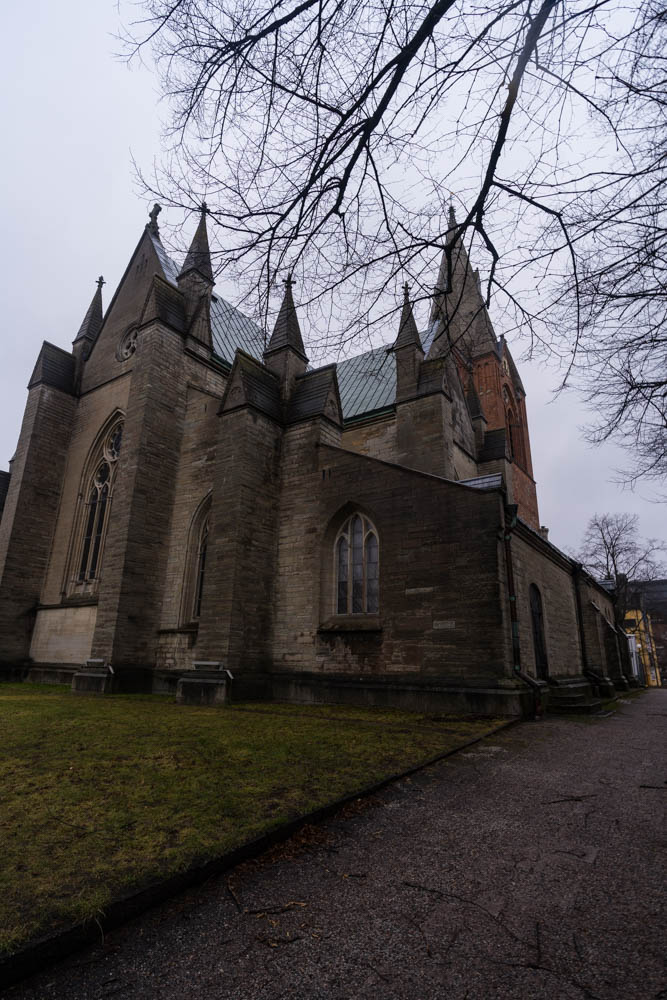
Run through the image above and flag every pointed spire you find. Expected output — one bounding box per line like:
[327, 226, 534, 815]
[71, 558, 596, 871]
[392, 283, 423, 352]
[179, 202, 214, 284]
[264, 274, 308, 361]
[73, 276, 104, 344]
[448, 201, 457, 230]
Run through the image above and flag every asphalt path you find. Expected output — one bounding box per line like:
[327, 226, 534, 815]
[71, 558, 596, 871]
[6, 690, 667, 1000]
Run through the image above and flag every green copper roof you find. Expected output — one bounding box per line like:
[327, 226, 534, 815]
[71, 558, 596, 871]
[161, 244, 439, 421]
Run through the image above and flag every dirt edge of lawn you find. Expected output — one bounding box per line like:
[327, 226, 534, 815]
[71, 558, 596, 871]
[0, 717, 519, 991]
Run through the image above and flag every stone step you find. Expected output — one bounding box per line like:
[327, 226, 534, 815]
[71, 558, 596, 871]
[547, 697, 604, 716]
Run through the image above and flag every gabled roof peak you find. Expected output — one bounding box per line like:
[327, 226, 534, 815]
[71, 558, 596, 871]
[73, 276, 105, 345]
[264, 274, 308, 361]
[179, 203, 214, 284]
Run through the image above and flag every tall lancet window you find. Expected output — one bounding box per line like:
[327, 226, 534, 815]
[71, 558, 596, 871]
[193, 516, 209, 620]
[335, 514, 379, 614]
[67, 418, 123, 594]
[181, 494, 212, 625]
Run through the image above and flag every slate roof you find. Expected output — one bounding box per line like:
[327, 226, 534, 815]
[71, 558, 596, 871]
[73, 282, 104, 344]
[337, 322, 437, 420]
[148, 231, 181, 286]
[28, 342, 76, 394]
[157, 241, 447, 422]
[287, 365, 339, 423]
[210, 296, 264, 363]
[224, 353, 282, 422]
[459, 473, 503, 491]
[143, 277, 187, 333]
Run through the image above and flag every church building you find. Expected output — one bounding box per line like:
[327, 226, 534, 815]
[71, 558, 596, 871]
[0, 204, 634, 714]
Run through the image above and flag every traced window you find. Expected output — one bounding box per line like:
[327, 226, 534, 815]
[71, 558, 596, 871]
[181, 495, 212, 625]
[67, 417, 123, 594]
[335, 514, 379, 614]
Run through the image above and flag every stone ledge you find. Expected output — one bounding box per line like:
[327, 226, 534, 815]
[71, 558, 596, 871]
[318, 615, 382, 633]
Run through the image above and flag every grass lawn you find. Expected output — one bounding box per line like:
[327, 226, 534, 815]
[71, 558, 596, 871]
[0, 684, 505, 956]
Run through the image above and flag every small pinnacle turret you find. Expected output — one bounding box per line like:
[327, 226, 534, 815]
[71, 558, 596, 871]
[465, 371, 484, 420]
[448, 202, 457, 230]
[392, 283, 423, 352]
[264, 275, 308, 361]
[73, 276, 105, 345]
[147, 203, 161, 237]
[179, 203, 214, 285]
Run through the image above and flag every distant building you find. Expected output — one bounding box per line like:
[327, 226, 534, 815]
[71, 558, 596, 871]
[626, 580, 665, 686]
[0, 204, 637, 714]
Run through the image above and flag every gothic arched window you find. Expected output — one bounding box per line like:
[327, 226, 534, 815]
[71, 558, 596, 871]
[67, 417, 123, 594]
[193, 516, 209, 620]
[181, 494, 212, 625]
[335, 514, 379, 614]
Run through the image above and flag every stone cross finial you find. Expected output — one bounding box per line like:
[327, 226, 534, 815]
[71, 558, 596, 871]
[403, 281, 410, 301]
[148, 203, 162, 235]
[284, 273, 294, 289]
[97, 276, 105, 290]
[200, 201, 208, 215]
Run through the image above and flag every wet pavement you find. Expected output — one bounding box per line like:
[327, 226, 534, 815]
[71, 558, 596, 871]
[6, 690, 667, 1000]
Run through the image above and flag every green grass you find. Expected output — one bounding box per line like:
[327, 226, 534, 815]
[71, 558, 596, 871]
[0, 684, 504, 956]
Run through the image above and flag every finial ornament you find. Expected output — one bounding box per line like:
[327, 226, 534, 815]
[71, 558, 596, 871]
[97, 275, 105, 290]
[403, 281, 411, 301]
[284, 272, 294, 289]
[200, 201, 208, 215]
[148, 203, 162, 235]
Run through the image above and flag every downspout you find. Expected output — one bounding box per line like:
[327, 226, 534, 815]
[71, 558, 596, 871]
[571, 562, 604, 692]
[502, 503, 543, 718]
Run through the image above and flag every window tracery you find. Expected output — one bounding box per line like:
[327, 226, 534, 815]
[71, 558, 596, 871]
[117, 327, 138, 361]
[67, 418, 124, 594]
[335, 514, 379, 614]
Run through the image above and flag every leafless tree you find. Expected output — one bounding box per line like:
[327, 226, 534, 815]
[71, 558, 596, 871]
[124, 0, 666, 486]
[577, 512, 666, 621]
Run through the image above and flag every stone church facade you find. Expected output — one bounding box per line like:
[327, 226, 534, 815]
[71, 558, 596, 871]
[0, 205, 634, 714]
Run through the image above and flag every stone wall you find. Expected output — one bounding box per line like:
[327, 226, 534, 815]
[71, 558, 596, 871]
[0, 384, 76, 662]
[194, 405, 284, 673]
[272, 439, 511, 684]
[90, 322, 189, 668]
[511, 525, 583, 679]
[40, 376, 131, 605]
[29, 605, 97, 664]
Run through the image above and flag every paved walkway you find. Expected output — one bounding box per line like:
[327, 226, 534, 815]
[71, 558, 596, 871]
[7, 691, 667, 1000]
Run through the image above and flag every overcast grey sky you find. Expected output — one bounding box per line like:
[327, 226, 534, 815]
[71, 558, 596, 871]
[1, 0, 664, 556]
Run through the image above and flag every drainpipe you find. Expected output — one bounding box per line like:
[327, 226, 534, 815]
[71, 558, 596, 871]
[503, 503, 543, 718]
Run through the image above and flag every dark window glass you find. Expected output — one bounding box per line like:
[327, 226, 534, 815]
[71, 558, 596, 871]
[194, 520, 209, 619]
[337, 536, 348, 614]
[351, 515, 364, 612]
[79, 488, 98, 581]
[335, 515, 379, 615]
[89, 484, 108, 579]
[366, 533, 379, 612]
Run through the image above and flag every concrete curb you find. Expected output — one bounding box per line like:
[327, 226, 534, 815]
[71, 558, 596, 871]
[0, 718, 519, 990]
